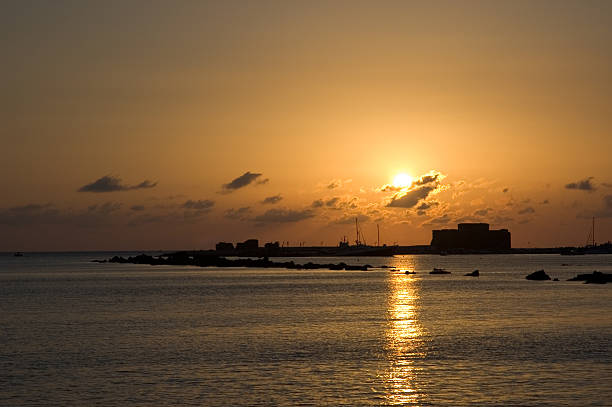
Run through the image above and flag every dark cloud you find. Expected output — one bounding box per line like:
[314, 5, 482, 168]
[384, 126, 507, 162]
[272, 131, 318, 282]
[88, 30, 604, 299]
[130, 205, 145, 211]
[87, 202, 122, 214]
[256, 178, 269, 185]
[565, 177, 596, 192]
[387, 185, 435, 208]
[416, 201, 439, 211]
[182, 200, 215, 211]
[325, 197, 340, 207]
[253, 208, 314, 223]
[261, 195, 282, 205]
[0, 202, 122, 227]
[518, 206, 535, 215]
[540, 199, 550, 204]
[224, 207, 252, 220]
[332, 214, 370, 225]
[311, 199, 324, 208]
[327, 180, 340, 189]
[78, 175, 157, 192]
[222, 172, 264, 192]
[502, 188, 509, 193]
[421, 214, 452, 227]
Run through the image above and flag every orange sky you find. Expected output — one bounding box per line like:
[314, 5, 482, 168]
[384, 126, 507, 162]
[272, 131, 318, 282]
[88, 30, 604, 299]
[2, 1, 612, 250]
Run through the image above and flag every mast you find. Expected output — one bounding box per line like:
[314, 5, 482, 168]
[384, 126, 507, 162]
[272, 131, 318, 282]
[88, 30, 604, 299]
[377, 224, 380, 247]
[355, 217, 359, 246]
[593, 216, 595, 247]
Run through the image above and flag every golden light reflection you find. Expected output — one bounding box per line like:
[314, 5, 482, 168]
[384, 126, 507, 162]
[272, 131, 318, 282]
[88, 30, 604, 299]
[382, 266, 426, 405]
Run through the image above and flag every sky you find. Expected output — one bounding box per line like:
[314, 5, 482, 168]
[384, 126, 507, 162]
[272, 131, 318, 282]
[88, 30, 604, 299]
[2, 1, 612, 251]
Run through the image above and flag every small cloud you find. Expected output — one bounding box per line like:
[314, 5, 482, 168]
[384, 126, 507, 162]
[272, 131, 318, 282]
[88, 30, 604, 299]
[221, 171, 264, 192]
[332, 214, 370, 225]
[474, 208, 490, 216]
[182, 200, 215, 211]
[225, 206, 252, 220]
[78, 175, 157, 192]
[416, 201, 439, 211]
[87, 202, 122, 214]
[325, 197, 340, 207]
[253, 208, 314, 223]
[261, 195, 282, 205]
[130, 205, 145, 211]
[421, 214, 452, 227]
[311, 199, 324, 208]
[518, 206, 535, 215]
[565, 177, 596, 192]
[256, 178, 269, 185]
[540, 199, 549, 205]
[327, 180, 341, 189]
[502, 188, 509, 193]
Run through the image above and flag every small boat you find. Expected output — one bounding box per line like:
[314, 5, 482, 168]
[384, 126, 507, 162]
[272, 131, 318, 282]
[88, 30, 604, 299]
[13, 252, 24, 257]
[404, 270, 416, 275]
[430, 267, 450, 274]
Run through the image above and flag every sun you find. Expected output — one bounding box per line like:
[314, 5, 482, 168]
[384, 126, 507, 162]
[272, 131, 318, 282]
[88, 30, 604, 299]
[392, 173, 413, 188]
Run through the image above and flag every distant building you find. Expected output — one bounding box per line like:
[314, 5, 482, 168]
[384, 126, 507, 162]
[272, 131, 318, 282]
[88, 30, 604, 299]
[215, 242, 234, 251]
[264, 241, 280, 249]
[236, 239, 259, 250]
[431, 223, 511, 251]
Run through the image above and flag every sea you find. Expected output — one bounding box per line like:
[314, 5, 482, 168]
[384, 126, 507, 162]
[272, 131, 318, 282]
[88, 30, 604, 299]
[1, 252, 611, 406]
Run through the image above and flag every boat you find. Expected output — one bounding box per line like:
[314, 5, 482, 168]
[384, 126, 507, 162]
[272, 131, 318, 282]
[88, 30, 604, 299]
[561, 217, 612, 255]
[430, 267, 451, 274]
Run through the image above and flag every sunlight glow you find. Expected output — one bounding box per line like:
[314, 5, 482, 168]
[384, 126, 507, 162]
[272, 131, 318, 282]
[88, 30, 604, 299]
[392, 173, 413, 188]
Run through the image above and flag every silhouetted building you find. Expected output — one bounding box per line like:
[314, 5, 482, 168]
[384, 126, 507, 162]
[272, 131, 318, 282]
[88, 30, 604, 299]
[215, 242, 234, 251]
[431, 223, 511, 251]
[264, 241, 280, 249]
[236, 239, 259, 250]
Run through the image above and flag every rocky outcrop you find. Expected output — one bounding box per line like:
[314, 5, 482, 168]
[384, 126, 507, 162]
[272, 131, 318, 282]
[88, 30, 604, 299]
[525, 269, 551, 280]
[568, 271, 612, 284]
[97, 252, 370, 271]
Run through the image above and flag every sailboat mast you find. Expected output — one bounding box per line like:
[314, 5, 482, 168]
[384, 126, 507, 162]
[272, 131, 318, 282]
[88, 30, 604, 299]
[377, 224, 380, 247]
[355, 217, 359, 246]
[593, 216, 595, 247]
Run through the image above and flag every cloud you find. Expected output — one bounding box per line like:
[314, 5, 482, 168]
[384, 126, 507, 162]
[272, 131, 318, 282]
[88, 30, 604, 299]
[540, 199, 549, 204]
[78, 175, 157, 192]
[253, 208, 315, 223]
[182, 199, 215, 211]
[332, 214, 370, 225]
[130, 205, 145, 211]
[327, 180, 341, 189]
[565, 177, 596, 192]
[502, 188, 509, 193]
[474, 208, 490, 216]
[261, 195, 282, 205]
[579, 195, 612, 218]
[224, 206, 252, 220]
[416, 201, 439, 211]
[385, 170, 446, 209]
[222, 172, 265, 192]
[518, 206, 535, 215]
[325, 197, 340, 207]
[311, 199, 324, 208]
[0, 202, 123, 227]
[388, 185, 435, 208]
[421, 214, 452, 227]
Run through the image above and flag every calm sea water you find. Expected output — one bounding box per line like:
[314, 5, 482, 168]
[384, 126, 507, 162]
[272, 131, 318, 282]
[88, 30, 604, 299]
[1, 252, 611, 406]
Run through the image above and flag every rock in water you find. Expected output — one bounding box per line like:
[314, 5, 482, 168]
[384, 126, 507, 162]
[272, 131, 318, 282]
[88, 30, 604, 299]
[568, 271, 612, 284]
[525, 269, 551, 281]
[465, 270, 479, 277]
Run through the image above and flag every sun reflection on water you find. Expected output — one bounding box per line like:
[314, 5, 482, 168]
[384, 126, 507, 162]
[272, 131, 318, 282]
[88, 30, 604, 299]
[382, 264, 426, 405]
